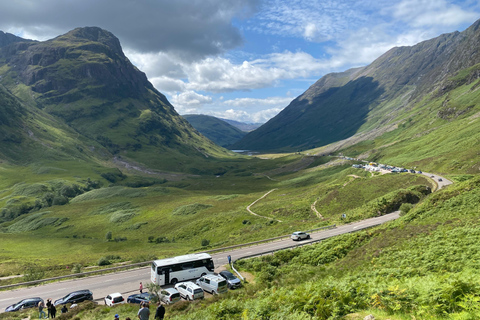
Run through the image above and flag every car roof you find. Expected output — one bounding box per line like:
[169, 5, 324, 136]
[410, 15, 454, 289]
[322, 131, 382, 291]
[220, 270, 233, 275]
[162, 287, 178, 293]
[109, 293, 123, 297]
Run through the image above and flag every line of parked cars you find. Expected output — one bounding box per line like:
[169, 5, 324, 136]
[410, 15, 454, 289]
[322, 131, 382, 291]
[5, 272, 242, 312]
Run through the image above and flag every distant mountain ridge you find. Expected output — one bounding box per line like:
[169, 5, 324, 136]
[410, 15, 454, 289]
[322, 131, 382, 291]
[220, 118, 263, 132]
[233, 19, 480, 152]
[182, 114, 247, 147]
[0, 27, 229, 171]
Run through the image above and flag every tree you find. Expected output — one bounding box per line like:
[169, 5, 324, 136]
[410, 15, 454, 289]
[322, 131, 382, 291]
[105, 231, 112, 241]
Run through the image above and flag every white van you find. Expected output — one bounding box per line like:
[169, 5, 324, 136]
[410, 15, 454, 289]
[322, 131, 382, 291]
[196, 274, 228, 295]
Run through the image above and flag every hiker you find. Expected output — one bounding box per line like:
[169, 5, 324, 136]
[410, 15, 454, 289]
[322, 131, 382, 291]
[114, 314, 120, 320]
[154, 302, 165, 320]
[61, 305, 68, 314]
[139, 281, 143, 294]
[38, 301, 47, 319]
[227, 255, 232, 265]
[137, 301, 150, 320]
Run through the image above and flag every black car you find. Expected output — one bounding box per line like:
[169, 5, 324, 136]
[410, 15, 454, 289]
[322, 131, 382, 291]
[5, 297, 43, 312]
[54, 289, 93, 306]
[219, 270, 242, 289]
[127, 292, 155, 304]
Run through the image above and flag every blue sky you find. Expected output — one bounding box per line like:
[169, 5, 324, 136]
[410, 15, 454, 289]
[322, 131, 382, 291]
[0, 0, 478, 123]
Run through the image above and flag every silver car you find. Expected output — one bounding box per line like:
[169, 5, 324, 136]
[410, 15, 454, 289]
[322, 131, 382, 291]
[291, 231, 310, 241]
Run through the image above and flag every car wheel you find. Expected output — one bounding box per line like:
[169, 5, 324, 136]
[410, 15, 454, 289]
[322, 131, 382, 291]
[212, 290, 217, 295]
[171, 278, 178, 285]
[307, 235, 311, 239]
[187, 296, 191, 301]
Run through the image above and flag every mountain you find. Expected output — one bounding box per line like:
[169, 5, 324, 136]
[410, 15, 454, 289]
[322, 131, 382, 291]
[232, 19, 480, 153]
[182, 114, 247, 147]
[220, 118, 263, 132]
[0, 27, 229, 172]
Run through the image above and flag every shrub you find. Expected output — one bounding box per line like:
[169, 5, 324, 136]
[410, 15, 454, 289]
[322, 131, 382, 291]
[399, 203, 414, 215]
[201, 239, 210, 247]
[105, 231, 112, 241]
[97, 257, 111, 266]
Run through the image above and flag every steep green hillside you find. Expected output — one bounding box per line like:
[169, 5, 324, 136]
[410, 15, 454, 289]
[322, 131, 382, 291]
[0, 27, 230, 172]
[233, 19, 480, 154]
[183, 114, 246, 147]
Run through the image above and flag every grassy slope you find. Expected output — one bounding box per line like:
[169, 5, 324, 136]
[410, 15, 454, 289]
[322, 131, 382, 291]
[0, 155, 432, 282]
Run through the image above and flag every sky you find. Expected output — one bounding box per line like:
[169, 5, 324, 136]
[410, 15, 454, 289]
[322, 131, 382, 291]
[0, 1, 479, 124]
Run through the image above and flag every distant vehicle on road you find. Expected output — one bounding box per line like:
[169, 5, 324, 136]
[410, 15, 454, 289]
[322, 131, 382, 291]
[54, 289, 93, 306]
[104, 293, 125, 306]
[291, 231, 310, 241]
[417, 171, 422, 174]
[175, 282, 204, 300]
[219, 270, 242, 289]
[438, 178, 443, 182]
[5, 297, 43, 312]
[127, 292, 154, 304]
[151, 253, 214, 286]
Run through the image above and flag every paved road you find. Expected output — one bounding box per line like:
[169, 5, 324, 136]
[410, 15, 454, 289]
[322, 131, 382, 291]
[0, 212, 400, 312]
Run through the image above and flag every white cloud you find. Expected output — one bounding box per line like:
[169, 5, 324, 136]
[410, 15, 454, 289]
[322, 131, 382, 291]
[393, 0, 478, 27]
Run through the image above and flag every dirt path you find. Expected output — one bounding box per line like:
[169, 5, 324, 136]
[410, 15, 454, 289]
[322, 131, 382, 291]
[311, 198, 324, 219]
[246, 189, 283, 222]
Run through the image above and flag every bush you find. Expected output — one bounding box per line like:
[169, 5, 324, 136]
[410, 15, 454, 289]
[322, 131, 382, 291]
[172, 203, 213, 215]
[201, 239, 210, 247]
[105, 231, 112, 241]
[399, 203, 414, 215]
[97, 257, 111, 266]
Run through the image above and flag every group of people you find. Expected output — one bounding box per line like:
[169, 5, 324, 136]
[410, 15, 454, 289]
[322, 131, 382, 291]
[38, 299, 68, 319]
[114, 301, 165, 320]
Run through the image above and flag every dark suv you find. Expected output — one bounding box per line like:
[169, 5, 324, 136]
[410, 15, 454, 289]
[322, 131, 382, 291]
[54, 289, 93, 306]
[5, 297, 44, 312]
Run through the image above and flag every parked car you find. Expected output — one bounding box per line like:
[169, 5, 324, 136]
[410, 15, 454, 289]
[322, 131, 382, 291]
[417, 171, 423, 174]
[54, 289, 93, 306]
[104, 293, 125, 306]
[127, 292, 155, 304]
[219, 270, 242, 289]
[160, 288, 181, 304]
[175, 281, 204, 300]
[196, 274, 228, 295]
[5, 297, 44, 312]
[438, 178, 443, 182]
[291, 231, 310, 241]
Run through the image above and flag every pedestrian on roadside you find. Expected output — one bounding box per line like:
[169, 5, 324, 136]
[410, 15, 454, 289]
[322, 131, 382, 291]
[227, 255, 232, 265]
[137, 301, 150, 320]
[38, 301, 47, 319]
[114, 314, 120, 320]
[50, 304, 57, 318]
[46, 298, 52, 318]
[154, 301, 165, 320]
[140, 281, 143, 294]
[61, 305, 68, 314]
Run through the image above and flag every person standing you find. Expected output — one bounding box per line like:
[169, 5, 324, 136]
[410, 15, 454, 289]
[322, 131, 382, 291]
[139, 282, 143, 294]
[154, 302, 165, 320]
[38, 301, 47, 319]
[46, 298, 52, 318]
[137, 302, 150, 320]
[50, 304, 57, 318]
[227, 255, 232, 265]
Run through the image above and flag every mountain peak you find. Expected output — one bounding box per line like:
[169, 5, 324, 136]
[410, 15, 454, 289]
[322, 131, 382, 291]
[56, 26, 123, 55]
